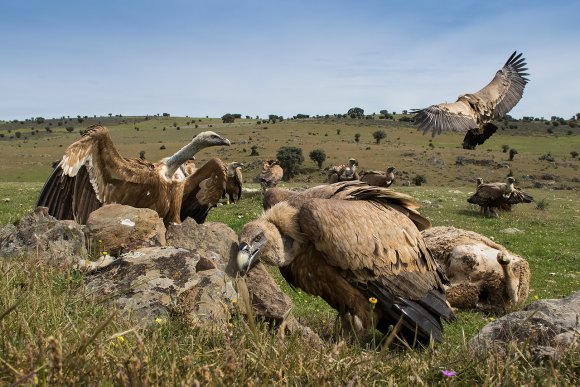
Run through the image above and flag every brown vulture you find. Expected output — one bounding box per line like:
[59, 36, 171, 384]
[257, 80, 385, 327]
[360, 166, 395, 188]
[327, 158, 359, 183]
[413, 51, 529, 149]
[36, 124, 231, 225]
[467, 177, 533, 217]
[237, 181, 454, 344]
[259, 159, 283, 191]
[224, 161, 244, 203]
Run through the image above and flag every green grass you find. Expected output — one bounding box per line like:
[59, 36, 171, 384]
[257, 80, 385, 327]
[1, 116, 579, 384]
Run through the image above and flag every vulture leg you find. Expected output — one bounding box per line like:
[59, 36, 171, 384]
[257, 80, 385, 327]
[462, 123, 498, 150]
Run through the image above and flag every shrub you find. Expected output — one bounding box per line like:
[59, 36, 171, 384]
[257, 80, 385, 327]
[222, 114, 235, 123]
[336, 128, 341, 135]
[539, 153, 555, 162]
[139, 150, 146, 159]
[309, 149, 327, 168]
[536, 199, 549, 210]
[570, 151, 579, 159]
[347, 107, 364, 118]
[509, 148, 518, 161]
[160, 145, 166, 150]
[66, 126, 74, 133]
[276, 146, 304, 180]
[372, 130, 386, 144]
[354, 133, 360, 143]
[413, 175, 427, 186]
[250, 145, 259, 156]
[502, 144, 510, 153]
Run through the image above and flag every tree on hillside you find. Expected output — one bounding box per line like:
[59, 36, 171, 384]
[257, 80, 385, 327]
[276, 146, 304, 180]
[222, 114, 235, 123]
[372, 130, 386, 144]
[347, 107, 364, 118]
[309, 149, 326, 168]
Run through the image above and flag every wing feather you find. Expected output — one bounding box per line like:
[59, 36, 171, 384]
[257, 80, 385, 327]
[180, 158, 227, 223]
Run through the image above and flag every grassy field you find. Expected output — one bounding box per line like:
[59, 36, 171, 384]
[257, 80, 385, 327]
[1, 116, 579, 384]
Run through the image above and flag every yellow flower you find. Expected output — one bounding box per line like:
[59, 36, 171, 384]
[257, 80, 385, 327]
[488, 317, 496, 322]
[369, 297, 378, 305]
[102, 251, 108, 256]
[155, 317, 163, 325]
[117, 335, 125, 343]
[533, 294, 539, 300]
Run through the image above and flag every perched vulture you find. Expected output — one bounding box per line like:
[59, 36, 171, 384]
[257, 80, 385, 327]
[36, 124, 231, 225]
[327, 158, 359, 183]
[413, 51, 529, 149]
[224, 161, 244, 203]
[259, 159, 283, 191]
[360, 166, 395, 188]
[237, 181, 454, 344]
[467, 177, 533, 217]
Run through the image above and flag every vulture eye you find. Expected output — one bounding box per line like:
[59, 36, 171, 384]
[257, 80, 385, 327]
[254, 235, 262, 242]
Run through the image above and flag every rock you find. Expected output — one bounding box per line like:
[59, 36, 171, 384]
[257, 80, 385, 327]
[86, 204, 166, 256]
[422, 226, 530, 314]
[166, 218, 237, 266]
[0, 207, 86, 264]
[85, 246, 238, 326]
[469, 291, 580, 363]
[500, 227, 524, 234]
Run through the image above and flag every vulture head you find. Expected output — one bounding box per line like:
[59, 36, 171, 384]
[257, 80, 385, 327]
[386, 166, 395, 173]
[237, 220, 284, 275]
[228, 161, 244, 173]
[476, 177, 484, 187]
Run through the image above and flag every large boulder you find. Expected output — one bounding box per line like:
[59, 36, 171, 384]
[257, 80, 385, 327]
[469, 291, 580, 362]
[85, 246, 237, 326]
[86, 204, 166, 256]
[422, 226, 530, 314]
[0, 207, 86, 263]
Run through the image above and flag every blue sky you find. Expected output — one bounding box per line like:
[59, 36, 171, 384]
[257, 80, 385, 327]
[1, 0, 578, 120]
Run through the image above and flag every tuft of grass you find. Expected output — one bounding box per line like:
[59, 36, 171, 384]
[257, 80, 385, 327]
[535, 198, 549, 210]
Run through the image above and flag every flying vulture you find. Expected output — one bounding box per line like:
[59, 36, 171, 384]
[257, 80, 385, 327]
[36, 124, 231, 225]
[237, 181, 454, 344]
[413, 51, 529, 149]
[360, 166, 395, 188]
[224, 161, 244, 203]
[327, 158, 359, 183]
[259, 159, 283, 191]
[467, 177, 533, 217]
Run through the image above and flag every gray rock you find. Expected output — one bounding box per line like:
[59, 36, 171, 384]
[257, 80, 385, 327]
[85, 246, 238, 325]
[0, 207, 86, 263]
[86, 204, 166, 256]
[469, 291, 580, 363]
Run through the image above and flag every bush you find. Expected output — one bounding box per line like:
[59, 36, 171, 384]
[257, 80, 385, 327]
[502, 144, 510, 153]
[139, 150, 146, 159]
[66, 126, 74, 133]
[536, 199, 549, 210]
[354, 133, 360, 143]
[347, 107, 364, 118]
[336, 128, 341, 135]
[160, 145, 166, 150]
[509, 148, 518, 161]
[222, 114, 235, 123]
[372, 130, 386, 144]
[570, 151, 578, 159]
[250, 145, 259, 156]
[413, 175, 427, 186]
[309, 149, 326, 168]
[276, 146, 304, 180]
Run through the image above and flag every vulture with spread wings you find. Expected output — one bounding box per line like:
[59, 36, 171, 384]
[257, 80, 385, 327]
[36, 125, 230, 225]
[238, 181, 454, 344]
[467, 177, 533, 217]
[413, 51, 529, 149]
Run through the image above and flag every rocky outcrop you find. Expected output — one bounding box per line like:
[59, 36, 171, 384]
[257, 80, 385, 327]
[0, 207, 86, 263]
[86, 204, 166, 256]
[470, 291, 580, 363]
[422, 226, 530, 314]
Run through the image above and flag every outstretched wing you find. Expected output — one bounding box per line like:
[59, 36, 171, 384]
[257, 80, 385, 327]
[36, 125, 158, 223]
[413, 51, 529, 137]
[472, 51, 529, 119]
[180, 158, 227, 223]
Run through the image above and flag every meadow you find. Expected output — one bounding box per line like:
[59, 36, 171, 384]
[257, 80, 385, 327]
[0, 115, 579, 384]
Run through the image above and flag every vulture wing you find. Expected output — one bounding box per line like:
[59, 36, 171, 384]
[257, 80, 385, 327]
[296, 197, 452, 342]
[414, 51, 528, 137]
[37, 125, 157, 223]
[506, 188, 533, 204]
[180, 158, 227, 223]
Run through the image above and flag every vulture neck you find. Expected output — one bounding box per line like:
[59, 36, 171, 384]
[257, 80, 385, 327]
[163, 140, 206, 179]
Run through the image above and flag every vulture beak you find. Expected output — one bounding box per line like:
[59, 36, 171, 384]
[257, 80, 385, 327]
[237, 242, 260, 275]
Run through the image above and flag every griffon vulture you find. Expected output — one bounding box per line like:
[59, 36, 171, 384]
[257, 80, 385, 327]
[237, 181, 454, 344]
[224, 161, 244, 203]
[36, 124, 231, 225]
[327, 158, 359, 183]
[467, 177, 533, 217]
[413, 51, 529, 149]
[360, 166, 395, 188]
[259, 159, 283, 191]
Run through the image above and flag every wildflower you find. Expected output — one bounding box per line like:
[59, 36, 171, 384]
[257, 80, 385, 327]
[441, 370, 457, 378]
[117, 335, 125, 343]
[488, 317, 496, 322]
[533, 294, 539, 300]
[155, 317, 163, 325]
[368, 297, 377, 305]
[102, 251, 108, 256]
